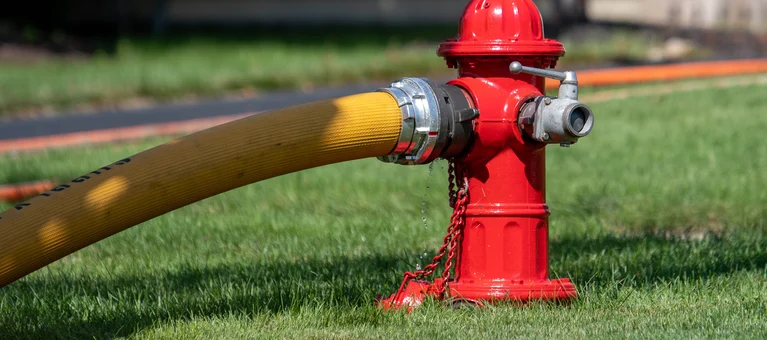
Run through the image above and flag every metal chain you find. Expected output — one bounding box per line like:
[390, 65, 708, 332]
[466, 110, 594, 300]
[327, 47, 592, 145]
[392, 161, 469, 301]
[448, 162, 458, 208]
[440, 173, 468, 287]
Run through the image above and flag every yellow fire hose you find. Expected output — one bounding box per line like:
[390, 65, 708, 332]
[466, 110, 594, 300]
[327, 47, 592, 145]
[0, 92, 402, 288]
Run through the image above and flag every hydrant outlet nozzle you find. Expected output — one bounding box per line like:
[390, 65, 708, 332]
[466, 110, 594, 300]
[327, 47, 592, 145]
[512, 61, 594, 144]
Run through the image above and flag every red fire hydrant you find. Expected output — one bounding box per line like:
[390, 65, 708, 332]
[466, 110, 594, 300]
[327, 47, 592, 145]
[377, 0, 594, 309]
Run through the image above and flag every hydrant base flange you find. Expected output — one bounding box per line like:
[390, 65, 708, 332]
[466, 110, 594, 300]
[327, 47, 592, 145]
[378, 279, 576, 311]
[448, 279, 577, 302]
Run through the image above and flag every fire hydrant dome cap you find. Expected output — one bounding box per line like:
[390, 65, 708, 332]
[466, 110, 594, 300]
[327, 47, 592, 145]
[438, 0, 565, 58]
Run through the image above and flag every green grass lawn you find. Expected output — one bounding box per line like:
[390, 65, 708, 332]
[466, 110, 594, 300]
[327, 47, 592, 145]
[0, 27, 660, 116]
[1, 82, 766, 338]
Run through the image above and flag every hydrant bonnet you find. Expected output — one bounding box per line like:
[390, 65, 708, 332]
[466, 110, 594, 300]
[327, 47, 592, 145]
[438, 0, 565, 60]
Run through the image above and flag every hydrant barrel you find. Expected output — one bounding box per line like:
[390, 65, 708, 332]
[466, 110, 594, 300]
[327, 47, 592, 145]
[437, 0, 580, 302]
[378, 0, 593, 309]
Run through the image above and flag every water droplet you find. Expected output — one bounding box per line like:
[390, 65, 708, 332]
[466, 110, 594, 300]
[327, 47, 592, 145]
[416, 264, 422, 270]
[419, 162, 437, 231]
[424, 252, 428, 257]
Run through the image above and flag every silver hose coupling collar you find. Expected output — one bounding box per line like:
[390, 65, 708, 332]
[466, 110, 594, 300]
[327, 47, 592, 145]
[377, 78, 478, 165]
[378, 78, 439, 164]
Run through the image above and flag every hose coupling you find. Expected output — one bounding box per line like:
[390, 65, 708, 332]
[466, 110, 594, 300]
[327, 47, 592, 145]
[378, 78, 478, 165]
[511, 62, 594, 146]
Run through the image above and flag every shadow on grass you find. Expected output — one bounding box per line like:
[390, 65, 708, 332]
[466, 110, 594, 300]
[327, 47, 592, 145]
[552, 232, 767, 287]
[2, 254, 404, 339]
[3, 232, 766, 339]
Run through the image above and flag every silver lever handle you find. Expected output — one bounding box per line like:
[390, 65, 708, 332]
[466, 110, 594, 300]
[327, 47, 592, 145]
[509, 62, 578, 85]
[510, 61, 579, 100]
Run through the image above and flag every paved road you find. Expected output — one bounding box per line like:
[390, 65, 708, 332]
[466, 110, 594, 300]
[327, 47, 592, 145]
[0, 84, 390, 141]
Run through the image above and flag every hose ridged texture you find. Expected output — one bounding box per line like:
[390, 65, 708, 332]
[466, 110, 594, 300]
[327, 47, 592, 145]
[0, 92, 402, 288]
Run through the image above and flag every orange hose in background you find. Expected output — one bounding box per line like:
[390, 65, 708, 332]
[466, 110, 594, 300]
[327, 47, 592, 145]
[0, 181, 55, 202]
[548, 59, 767, 90]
